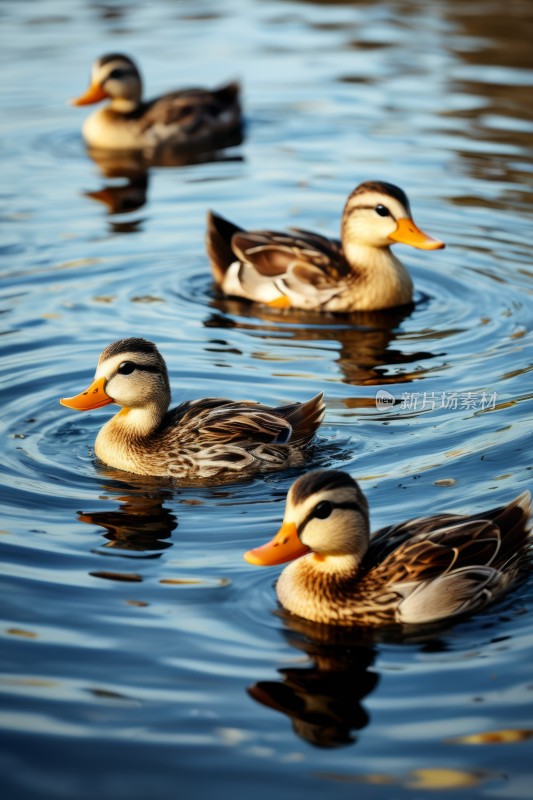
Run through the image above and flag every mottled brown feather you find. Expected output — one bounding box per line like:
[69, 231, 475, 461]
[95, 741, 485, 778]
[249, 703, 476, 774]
[232, 229, 349, 281]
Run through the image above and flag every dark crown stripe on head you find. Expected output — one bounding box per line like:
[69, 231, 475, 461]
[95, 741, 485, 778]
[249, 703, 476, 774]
[292, 470, 357, 505]
[102, 338, 158, 360]
[352, 181, 410, 210]
[98, 54, 136, 69]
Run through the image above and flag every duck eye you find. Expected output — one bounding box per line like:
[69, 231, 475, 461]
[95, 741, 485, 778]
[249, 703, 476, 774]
[375, 204, 390, 217]
[313, 500, 333, 520]
[108, 68, 125, 81]
[118, 361, 135, 375]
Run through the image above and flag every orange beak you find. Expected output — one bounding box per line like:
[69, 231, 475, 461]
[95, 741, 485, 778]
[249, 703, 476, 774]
[70, 83, 108, 106]
[244, 521, 310, 566]
[388, 217, 445, 250]
[60, 376, 113, 411]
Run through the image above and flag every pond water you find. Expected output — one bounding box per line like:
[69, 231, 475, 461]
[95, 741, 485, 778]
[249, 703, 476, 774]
[1, 0, 532, 798]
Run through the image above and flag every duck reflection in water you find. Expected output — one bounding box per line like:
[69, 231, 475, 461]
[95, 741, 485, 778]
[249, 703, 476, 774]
[84, 160, 149, 218]
[248, 615, 457, 748]
[248, 615, 378, 748]
[82, 133, 244, 225]
[204, 299, 438, 389]
[77, 478, 177, 554]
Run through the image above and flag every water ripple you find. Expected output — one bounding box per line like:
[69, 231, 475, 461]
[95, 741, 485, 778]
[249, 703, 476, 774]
[1, 0, 532, 798]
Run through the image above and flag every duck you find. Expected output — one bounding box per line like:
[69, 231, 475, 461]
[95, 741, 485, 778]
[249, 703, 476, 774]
[59, 338, 325, 480]
[206, 181, 445, 312]
[71, 54, 242, 153]
[244, 470, 531, 626]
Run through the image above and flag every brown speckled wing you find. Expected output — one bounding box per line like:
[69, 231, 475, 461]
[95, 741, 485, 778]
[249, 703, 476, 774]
[371, 520, 502, 587]
[368, 492, 531, 577]
[168, 399, 291, 445]
[157, 394, 324, 478]
[366, 516, 516, 585]
[232, 228, 348, 281]
[200, 408, 294, 445]
[139, 84, 240, 134]
[363, 514, 462, 567]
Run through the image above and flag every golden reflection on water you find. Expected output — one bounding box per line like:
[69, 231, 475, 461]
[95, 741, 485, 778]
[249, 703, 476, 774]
[204, 301, 444, 388]
[446, 728, 533, 745]
[316, 767, 494, 789]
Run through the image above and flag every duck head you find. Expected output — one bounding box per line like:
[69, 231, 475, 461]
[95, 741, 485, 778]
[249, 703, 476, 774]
[341, 181, 445, 252]
[71, 54, 142, 112]
[245, 470, 370, 568]
[60, 338, 171, 421]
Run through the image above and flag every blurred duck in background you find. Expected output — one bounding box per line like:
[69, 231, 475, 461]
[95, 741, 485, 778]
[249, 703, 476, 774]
[71, 53, 242, 154]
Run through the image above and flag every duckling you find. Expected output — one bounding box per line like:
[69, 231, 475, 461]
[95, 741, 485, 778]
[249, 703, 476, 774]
[60, 338, 325, 480]
[245, 470, 531, 626]
[207, 181, 445, 312]
[71, 54, 242, 152]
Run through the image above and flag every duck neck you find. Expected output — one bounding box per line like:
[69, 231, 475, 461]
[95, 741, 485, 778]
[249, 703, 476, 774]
[277, 552, 363, 624]
[308, 552, 363, 575]
[283, 553, 363, 601]
[109, 403, 166, 438]
[343, 240, 402, 278]
[94, 402, 166, 474]
[108, 96, 140, 114]
[342, 241, 413, 308]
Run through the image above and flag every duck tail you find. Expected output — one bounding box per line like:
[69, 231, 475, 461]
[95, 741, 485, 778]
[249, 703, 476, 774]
[206, 210, 242, 284]
[281, 392, 326, 448]
[213, 81, 241, 106]
[491, 490, 532, 574]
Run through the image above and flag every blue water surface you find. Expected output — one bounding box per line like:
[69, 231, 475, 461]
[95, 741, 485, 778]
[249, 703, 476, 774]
[0, 1, 532, 798]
